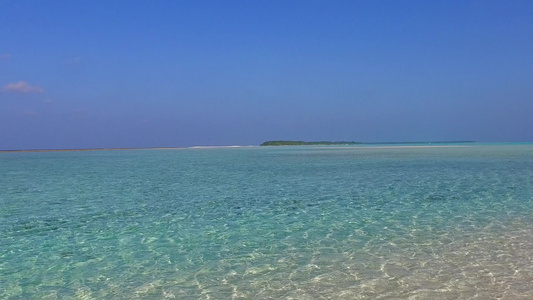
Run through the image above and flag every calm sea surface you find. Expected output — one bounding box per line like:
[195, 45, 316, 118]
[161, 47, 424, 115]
[1, 144, 532, 299]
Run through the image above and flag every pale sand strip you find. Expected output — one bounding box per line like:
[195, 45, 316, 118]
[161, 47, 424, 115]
[188, 145, 255, 149]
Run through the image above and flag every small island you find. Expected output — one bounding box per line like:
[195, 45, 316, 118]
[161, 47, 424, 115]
[260, 140, 363, 146]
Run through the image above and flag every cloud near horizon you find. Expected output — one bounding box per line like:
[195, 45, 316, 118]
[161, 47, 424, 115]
[64, 56, 82, 66]
[2, 81, 44, 93]
[22, 110, 39, 116]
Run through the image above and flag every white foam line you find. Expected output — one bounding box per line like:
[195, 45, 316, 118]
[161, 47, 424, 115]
[188, 145, 256, 149]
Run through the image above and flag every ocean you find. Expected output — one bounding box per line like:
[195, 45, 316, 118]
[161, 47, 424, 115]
[1, 144, 532, 299]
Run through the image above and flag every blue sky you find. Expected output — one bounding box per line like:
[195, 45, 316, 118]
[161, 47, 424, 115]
[1, 0, 532, 149]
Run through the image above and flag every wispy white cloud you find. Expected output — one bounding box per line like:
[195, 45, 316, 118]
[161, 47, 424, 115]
[2, 81, 44, 93]
[22, 110, 38, 116]
[64, 56, 82, 66]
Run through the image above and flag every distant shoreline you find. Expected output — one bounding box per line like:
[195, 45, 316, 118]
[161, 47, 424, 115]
[0, 146, 260, 153]
[260, 140, 476, 146]
[0, 144, 479, 153]
[0, 147, 186, 153]
[318, 145, 473, 149]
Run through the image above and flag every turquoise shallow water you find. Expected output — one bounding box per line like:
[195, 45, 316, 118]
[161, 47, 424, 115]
[1, 144, 532, 299]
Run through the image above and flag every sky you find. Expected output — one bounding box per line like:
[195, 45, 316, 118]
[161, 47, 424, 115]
[1, 0, 532, 149]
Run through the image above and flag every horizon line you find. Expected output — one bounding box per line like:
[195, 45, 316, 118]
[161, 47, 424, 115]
[3, 141, 533, 153]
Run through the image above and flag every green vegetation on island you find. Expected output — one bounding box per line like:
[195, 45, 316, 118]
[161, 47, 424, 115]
[260, 141, 363, 146]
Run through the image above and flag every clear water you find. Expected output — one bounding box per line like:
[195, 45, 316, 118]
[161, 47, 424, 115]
[1, 144, 532, 299]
